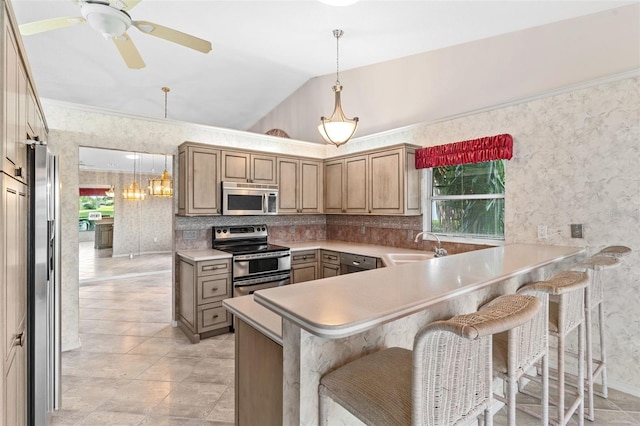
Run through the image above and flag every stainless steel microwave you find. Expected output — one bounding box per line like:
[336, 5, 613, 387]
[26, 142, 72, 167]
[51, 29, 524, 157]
[221, 181, 278, 215]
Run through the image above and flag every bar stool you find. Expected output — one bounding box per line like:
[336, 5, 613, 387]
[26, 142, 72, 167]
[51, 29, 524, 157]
[488, 289, 549, 425]
[318, 294, 542, 426]
[519, 270, 589, 426]
[574, 246, 630, 421]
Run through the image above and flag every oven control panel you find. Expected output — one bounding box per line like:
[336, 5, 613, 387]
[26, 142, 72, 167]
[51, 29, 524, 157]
[213, 225, 267, 241]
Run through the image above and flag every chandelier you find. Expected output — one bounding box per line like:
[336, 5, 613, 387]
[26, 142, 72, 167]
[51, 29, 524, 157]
[318, 29, 359, 147]
[122, 153, 146, 200]
[149, 86, 174, 196]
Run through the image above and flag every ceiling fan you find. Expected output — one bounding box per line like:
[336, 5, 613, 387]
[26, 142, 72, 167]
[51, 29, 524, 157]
[18, 0, 212, 69]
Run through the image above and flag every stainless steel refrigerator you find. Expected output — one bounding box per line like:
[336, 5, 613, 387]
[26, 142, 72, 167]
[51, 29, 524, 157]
[27, 142, 61, 425]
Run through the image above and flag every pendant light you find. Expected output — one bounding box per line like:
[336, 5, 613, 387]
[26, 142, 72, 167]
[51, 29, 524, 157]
[122, 153, 146, 200]
[318, 29, 359, 147]
[104, 185, 115, 197]
[148, 87, 174, 197]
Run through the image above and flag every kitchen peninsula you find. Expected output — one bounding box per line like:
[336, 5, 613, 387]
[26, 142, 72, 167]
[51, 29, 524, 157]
[224, 243, 584, 425]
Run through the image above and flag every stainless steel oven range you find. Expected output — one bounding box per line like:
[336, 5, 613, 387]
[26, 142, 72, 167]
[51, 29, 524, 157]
[212, 225, 291, 297]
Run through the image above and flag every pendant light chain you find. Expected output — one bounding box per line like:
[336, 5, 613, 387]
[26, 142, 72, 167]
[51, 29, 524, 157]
[334, 29, 343, 86]
[162, 86, 170, 119]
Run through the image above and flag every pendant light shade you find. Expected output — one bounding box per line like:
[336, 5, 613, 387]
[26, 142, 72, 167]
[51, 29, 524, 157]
[318, 29, 359, 147]
[122, 153, 146, 200]
[105, 185, 115, 197]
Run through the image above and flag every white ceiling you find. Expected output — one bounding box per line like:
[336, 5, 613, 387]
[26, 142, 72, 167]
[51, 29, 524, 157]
[79, 147, 172, 174]
[12, 0, 636, 134]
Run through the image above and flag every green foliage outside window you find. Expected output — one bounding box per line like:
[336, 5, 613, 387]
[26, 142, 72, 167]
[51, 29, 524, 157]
[430, 160, 505, 239]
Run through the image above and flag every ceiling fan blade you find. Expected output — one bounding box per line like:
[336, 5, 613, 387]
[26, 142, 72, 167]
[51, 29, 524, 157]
[134, 20, 212, 54]
[111, 0, 142, 12]
[112, 34, 145, 69]
[19, 16, 86, 36]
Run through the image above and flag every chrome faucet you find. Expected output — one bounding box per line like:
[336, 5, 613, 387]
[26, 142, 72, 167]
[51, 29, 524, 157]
[414, 231, 448, 257]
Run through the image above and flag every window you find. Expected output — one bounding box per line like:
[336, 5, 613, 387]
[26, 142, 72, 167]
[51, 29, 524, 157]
[427, 160, 505, 240]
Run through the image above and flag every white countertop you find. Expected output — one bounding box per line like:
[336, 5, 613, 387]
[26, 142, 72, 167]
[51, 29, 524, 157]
[223, 295, 283, 345]
[176, 248, 231, 262]
[253, 244, 584, 339]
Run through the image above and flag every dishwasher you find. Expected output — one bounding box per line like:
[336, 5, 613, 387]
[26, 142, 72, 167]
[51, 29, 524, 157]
[340, 252, 378, 274]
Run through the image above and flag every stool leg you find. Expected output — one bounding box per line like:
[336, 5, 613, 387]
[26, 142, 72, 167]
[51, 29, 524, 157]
[508, 376, 516, 426]
[557, 333, 565, 426]
[578, 322, 585, 426]
[542, 351, 549, 426]
[318, 389, 329, 426]
[598, 302, 608, 399]
[585, 291, 595, 421]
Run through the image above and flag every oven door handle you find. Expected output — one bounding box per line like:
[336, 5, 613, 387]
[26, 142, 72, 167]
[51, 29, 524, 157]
[233, 252, 291, 262]
[263, 193, 267, 214]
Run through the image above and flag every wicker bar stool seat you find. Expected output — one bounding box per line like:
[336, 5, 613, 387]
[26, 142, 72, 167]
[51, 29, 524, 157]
[573, 246, 631, 421]
[318, 294, 542, 426]
[488, 289, 549, 425]
[519, 270, 589, 426]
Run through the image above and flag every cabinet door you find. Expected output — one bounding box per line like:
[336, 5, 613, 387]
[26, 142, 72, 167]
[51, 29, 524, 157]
[321, 263, 340, 278]
[344, 155, 368, 213]
[369, 148, 403, 214]
[26, 87, 37, 137]
[182, 145, 221, 215]
[250, 154, 276, 184]
[291, 263, 317, 284]
[177, 259, 197, 331]
[299, 160, 322, 213]
[324, 160, 344, 213]
[222, 151, 250, 182]
[3, 18, 19, 176]
[3, 176, 27, 362]
[277, 158, 298, 214]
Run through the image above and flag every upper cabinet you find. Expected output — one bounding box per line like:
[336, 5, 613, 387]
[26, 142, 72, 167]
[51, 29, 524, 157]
[324, 144, 421, 216]
[222, 150, 276, 184]
[276, 157, 323, 214]
[178, 142, 221, 216]
[2, 2, 48, 183]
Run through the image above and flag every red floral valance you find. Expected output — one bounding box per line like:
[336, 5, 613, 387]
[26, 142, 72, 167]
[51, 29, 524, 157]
[79, 187, 110, 196]
[415, 133, 513, 169]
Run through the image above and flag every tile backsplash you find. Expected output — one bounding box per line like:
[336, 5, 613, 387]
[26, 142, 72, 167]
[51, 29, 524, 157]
[175, 213, 487, 254]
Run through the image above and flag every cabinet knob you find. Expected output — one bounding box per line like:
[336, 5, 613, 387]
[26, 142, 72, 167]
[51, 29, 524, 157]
[211, 287, 218, 292]
[15, 167, 23, 177]
[212, 314, 219, 319]
[14, 333, 24, 347]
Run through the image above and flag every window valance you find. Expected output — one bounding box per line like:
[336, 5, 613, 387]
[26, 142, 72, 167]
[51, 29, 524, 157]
[415, 133, 513, 169]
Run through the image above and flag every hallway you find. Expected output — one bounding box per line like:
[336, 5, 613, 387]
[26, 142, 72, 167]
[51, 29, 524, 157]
[52, 244, 235, 425]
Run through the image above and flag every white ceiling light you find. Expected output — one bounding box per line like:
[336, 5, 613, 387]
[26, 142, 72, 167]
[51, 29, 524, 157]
[318, 29, 359, 147]
[80, 3, 131, 39]
[318, 0, 360, 6]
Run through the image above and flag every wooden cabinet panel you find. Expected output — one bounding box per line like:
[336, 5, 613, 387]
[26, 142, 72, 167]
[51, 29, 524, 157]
[177, 257, 232, 343]
[3, 17, 19, 177]
[369, 148, 403, 214]
[345, 155, 368, 213]
[320, 250, 340, 279]
[277, 157, 322, 214]
[250, 154, 276, 184]
[324, 160, 343, 213]
[292, 264, 317, 283]
[236, 319, 283, 426]
[222, 151, 249, 182]
[321, 263, 340, 278]
[178, 143, 221, 216]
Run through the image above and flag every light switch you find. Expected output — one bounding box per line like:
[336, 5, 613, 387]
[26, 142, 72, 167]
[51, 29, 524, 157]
[570, 224, 583, 239]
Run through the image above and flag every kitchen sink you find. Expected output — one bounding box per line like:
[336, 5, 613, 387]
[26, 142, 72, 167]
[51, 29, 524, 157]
[385, 252, 435, 265]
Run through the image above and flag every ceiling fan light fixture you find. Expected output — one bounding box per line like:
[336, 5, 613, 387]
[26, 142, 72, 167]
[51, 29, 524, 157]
[81, 3, 131, 38]
[318, 29, 359, 147]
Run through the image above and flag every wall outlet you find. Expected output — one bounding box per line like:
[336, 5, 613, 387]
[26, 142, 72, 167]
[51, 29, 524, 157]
[360, 225, 366, 234]
[153, 237, 158, 243]
[570, 224, 583, 238]
[537, 225, 548, 239]
[183, 230, 197, 240]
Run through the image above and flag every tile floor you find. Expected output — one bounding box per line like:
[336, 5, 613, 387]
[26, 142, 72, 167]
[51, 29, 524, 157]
[56, 242, 639, 425]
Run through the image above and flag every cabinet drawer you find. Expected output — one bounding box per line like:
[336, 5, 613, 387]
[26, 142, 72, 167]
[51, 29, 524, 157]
[291, 250, 318, 265]
[320, 250, 340, 265]
[197, 274, 231, 305]
[198, 303, 231, 331]
[197, 259, 230, 276]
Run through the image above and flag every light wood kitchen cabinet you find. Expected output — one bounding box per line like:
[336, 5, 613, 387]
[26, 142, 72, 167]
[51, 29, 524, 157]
[178, 142, 221, 216]
[2, 174, 27, 425]
[222, 150, 276, 184]
[177, 256, 232, 343]
[323, 144, 420, 215]
[277, 157, 323, 214]
[290, 250, 318, 283]
[94, 220, 114, 249]
[235, 319, 282, 426]
[320, 250, 340, 278]
[323, 155, 368, 214]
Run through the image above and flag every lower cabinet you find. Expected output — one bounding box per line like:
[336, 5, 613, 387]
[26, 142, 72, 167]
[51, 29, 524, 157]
[235, 319, 282, 426]
[320, 250, 340, 278]
[94, 221, 113, 249]
[290, 250, 318, 284]
[176, 257, 232, 343]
